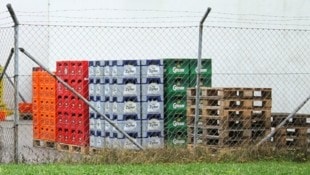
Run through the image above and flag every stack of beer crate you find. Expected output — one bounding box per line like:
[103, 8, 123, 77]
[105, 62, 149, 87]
[32, 67, 56, 148]
[141, 59, 164, 148]
[56, 61, 89, 153]
[0, 66, 12, 119]
[89, 60, 106, 148]
[186, 87, 272, 148]
[110, 60, 142, 149]
[0, 66, 6, 120]
[0, 66, 4, 108]
[272, 113, 310, 151]
[164, 59, 212, 147]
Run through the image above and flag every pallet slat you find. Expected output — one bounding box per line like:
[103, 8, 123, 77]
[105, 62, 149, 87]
[33, 139, 56, 149]
[56, 143, 89, 154]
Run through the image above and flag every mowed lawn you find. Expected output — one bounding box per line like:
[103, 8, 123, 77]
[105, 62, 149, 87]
[0, 161, 309, 175]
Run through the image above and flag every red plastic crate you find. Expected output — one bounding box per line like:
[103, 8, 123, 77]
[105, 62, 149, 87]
[76, 134, 90, 146]
[56, 95, 70, 111]
[56, 81, 65, 95]
[70, 126, 89, 146]
[57, 111, 71, 126]
[56, 126, 64, 142]
[76, 61, 89, 77]
[56, 61, 69, 77]
[57, 78, 71, 96]
[56, 126, 71, 144]
[63, 127, 71, 144]
[70, 112, 89, 126]
[63, 95, 70, 110]
[56, 111, 64, 125]
[69, 95, 77, 110]
[77, 103, 89, 114]
[68, 77, 88, 97]
[56, 95, 63, 111]
[69, 61, 77, 75]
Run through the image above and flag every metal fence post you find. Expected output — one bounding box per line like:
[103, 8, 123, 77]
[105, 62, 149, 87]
[6, 4, 20, 163]
[194, 8, 211, 146]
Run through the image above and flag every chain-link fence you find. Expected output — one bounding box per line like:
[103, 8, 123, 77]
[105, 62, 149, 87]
[1, 6, 310, 163]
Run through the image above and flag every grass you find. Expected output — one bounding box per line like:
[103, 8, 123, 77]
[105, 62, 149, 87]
[1, 145, 309, 174]
[0, 161, 310, 175]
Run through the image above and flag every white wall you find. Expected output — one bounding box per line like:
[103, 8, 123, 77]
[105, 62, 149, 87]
[1, 0, 310, 113]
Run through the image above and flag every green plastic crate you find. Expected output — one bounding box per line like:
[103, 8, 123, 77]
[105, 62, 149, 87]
[164, 76, 189, 95]
[164, 96, 187, 112]
[188, 76, 212, 87]
[189, 59, 212, 76]
[166, 130, 188, 147]
[165, 113, 187, 131]
[164, 59, 190, 75]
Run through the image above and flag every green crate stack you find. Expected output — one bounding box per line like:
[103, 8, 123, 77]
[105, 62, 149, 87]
[164, 58, 212, 147]
[188, 59, 212, 87]
[164, 59, 189, 147]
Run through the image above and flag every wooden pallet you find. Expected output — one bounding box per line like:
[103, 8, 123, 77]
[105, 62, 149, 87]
[271, 113, 310, 127]
[274, 135, 309, 148]
[33, 139, 56, 149]
[56, 143, 89, 154]
[187, 87, 272, 99]
[274, 127, 309, 137]
[89, 147, 105, 155]
[187, 98, 272, 109]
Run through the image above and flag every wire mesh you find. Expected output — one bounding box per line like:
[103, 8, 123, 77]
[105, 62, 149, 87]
[1, 11, 310, 162]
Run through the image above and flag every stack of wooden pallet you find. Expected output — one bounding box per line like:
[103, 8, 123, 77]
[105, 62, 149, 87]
[272, 113, 310, 151]
[186, 87, 272, 148]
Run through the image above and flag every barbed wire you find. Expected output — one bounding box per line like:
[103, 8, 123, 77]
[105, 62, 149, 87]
[19, 23, 198, 29]
[17, 14, 201, 20]
[205, 25, 310, 32]
[207, 20, 310, 27]
[20, 20, 200, 24]
[18, 23, 310, 32]
[0, 11, 8, 14]
[0, 22, 13, 27]
[15, 8, 310, 19]
[0, 16, 11, 20]
[15, 14, 310, 22]
[19, 19, 310, 29]
[212, 11, 310, 19]
[211, 16, 310, 22]
[17, 8, 202, 14]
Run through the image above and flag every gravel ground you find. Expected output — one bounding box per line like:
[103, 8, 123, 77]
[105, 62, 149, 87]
[0, 117, 70, 163]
